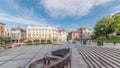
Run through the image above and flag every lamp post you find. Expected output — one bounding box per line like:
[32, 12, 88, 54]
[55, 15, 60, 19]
[80, 30, 83, 44]
[100, 28, 104, 45]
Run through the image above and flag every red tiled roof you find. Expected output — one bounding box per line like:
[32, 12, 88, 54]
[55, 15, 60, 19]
[58, 29, 67, 32]
[69, 30, 80, 34]
[78, 27, 91, 31]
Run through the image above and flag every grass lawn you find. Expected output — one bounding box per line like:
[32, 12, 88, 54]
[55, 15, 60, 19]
[93, 37, 120, 43]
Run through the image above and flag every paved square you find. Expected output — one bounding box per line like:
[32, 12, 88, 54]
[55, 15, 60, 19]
[0, 45, 69, 68]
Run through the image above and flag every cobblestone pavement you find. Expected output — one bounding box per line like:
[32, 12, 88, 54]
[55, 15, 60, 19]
[0, 44, 69, 68]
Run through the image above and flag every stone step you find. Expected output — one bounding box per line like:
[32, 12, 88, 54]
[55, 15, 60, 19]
[77, 45, 120, 68]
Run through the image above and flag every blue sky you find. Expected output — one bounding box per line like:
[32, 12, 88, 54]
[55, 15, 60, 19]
[0, 0, 120, 31]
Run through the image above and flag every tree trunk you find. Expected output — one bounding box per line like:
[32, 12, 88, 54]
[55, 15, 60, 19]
[105, 33, 108, 39]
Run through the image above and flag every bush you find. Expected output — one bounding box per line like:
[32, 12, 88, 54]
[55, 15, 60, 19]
[26, 40, 32, 44]
[5, 37, 11, 44]
[0, 36, 5, 44]
[47, 40, 52, 44]
[41, 40, 45, 44]
[34, 39, 39, 43]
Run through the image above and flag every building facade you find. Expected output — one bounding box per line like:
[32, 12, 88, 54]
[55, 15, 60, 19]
[68, 27, 92, 43]
[58, 29, 68, 43]
[78, 27, 92, 40]
[68, 30, 80, 42]
[26, 26, 58, 42]
[5, 26, 26, 43]
[0, 23, 5, 37]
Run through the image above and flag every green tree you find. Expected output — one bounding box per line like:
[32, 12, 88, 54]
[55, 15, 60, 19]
[41, 40, 45, 44]
[0, 36, 4, 44]
[4, 37, 11, 44]
[47, 40, 52, 44]
[26, 40, 32, 44]
[94, 17, 115, 38]
[34, 39, 39, 43]
[113, 14, 120, 35]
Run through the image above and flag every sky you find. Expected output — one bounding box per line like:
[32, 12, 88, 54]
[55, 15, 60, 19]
[0, 0, 120, 32]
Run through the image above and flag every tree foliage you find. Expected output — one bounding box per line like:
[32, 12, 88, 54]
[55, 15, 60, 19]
[94, 17, 115, 38]
[41, 40, 45, 44]
[34, 39, 39, 43]
[0, 36, 4, 44]
[47, 40, 52, 44]
[26, 40, 32, 44]
[113, 14, 120, 34]
[4, 37, 11, 44]
[0, 37, 11, 44]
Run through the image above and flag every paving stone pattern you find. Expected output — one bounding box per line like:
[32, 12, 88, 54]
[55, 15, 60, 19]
[0, 45, 69, 68]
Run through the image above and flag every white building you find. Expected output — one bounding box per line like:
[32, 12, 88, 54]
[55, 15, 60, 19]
[58, 29, 68, 43]
[26, 26, 58, 42]
[78, 27, 92, 40]
[5, 26, 26, 43]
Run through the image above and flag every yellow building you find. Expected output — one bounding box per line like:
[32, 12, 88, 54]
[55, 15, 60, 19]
[0, 23, 5, 37]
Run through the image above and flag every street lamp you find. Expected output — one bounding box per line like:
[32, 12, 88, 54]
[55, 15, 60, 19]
[80, 30, 83, 44]
[100, 28, 104, 45]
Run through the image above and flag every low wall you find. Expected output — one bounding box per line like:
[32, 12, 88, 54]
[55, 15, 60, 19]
[27, 49, 71, 68]
[46, 54, 71, 68]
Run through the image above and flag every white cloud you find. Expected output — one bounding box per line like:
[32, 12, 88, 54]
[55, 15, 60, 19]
[0, 13, 48, 25]
[109, 4, 120, 14]
[112, 5, 120, 10]
[3, 0, 34, 16]
[0, 0, 60, 27]
[112, 5, 120, 13]
[40, 0, 111, 17]
[70, 28, 76, 31]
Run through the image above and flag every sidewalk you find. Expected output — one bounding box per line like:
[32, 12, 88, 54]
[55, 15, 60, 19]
[70, 44, 88, 68]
